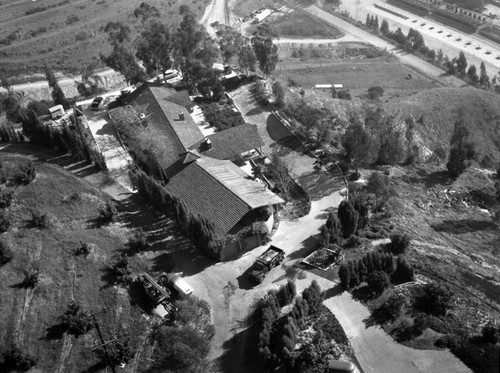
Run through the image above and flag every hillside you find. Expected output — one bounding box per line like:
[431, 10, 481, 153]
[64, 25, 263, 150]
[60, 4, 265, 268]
[0, 154, 148, 372]
[388, 87, 500, 166]
[0, 0, 209, 75]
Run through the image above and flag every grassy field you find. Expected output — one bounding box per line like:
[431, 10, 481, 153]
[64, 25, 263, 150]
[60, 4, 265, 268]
[231, 0, 277, 17]
[0, 0, 209, 76]
[0, 153, 157, 371]
[249, 9, 345, 39]
[273, 55, 439, 99]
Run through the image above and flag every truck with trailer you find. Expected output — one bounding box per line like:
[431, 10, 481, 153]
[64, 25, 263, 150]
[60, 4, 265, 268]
[138, 273, 175, 319]
[248, 245, 285, 283]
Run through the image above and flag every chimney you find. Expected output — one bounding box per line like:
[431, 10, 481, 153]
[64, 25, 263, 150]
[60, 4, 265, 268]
[179, 112, 185, 121]
[205, 138, 212, 149]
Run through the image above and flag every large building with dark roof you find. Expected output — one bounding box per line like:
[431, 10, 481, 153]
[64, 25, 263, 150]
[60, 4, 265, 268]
[110, 83, 283, 259]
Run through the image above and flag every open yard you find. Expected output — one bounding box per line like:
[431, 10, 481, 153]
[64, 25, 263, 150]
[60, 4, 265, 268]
[0, 0, 209, 75]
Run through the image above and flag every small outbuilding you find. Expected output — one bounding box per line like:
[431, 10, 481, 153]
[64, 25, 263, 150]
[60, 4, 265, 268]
[48, 105, 65, 120]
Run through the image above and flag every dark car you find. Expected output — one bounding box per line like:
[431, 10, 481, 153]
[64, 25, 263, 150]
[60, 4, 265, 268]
[90, 96, 104, 111]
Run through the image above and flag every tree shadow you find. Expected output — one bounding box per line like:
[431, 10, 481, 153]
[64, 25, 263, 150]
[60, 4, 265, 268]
[215, 318, 263, 373]
[246, 106, 265, 116]
[324, 283, 344, 299]
[351, 285, 373, 302]
[74, 164, 100, 178]
[79, 359, 107, 373]
[431, 219, 497, 234]
[287, 236, 318, 260]
[236, 265, 257, 291]
[96, 120, 118, 137]
[416, 169, 451, 188]
[127, 279, 155, 315]
[43, 323, 66, 340]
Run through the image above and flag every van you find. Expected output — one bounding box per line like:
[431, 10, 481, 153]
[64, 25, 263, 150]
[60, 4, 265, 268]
[328, 360, 355, 373]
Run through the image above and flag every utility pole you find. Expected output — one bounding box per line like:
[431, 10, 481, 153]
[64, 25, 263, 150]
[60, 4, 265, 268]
[85, 308, 117, 373]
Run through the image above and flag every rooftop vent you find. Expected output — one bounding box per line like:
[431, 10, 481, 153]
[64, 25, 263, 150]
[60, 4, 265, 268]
[205, 137, 212, 149]
[179, 112, 185, 121]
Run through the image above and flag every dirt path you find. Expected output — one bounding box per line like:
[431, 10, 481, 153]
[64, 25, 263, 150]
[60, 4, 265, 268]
[200, 0, 229, 37]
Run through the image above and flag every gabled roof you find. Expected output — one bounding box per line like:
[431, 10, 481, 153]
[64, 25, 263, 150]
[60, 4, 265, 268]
[166, 157, 284, 236]
[194, 124, 264, 160]
[122, 83, 205, 175]
[196, 157, 283, 209]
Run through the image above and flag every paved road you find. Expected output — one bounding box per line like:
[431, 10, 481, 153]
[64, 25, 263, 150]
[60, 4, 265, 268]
[340, 0, 500, 77]
[305, 5, 465, 87]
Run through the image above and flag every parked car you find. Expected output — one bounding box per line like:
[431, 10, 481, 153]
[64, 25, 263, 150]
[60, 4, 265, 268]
[90, 96, 105, 111]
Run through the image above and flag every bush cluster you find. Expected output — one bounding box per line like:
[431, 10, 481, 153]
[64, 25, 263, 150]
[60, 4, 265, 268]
[59, 301, 93, 337]
[389, 233, 411, 255]
[31, 210, 50, 228]
[258, 281, 323, 369]
[99, 202, 118, 224]
[2, 345, 38, 372]
[15, 161, 36, 185]
[339, 249, 414, 292]
[0, 240, 13, 266]
[22, 264, 40, 288]
[415, 283, 452, 316]
[197, 100, 245, 132]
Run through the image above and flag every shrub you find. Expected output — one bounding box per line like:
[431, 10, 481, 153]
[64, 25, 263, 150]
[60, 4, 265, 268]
[59, 301, 93, 336]
[368, 86, 384, 100]
[99, 202, 118, 224]
[393, 255, 415, 284]
[109, 337, 135, 367]
[337, 200, 358, 238]
[367, 171, 391, 198]
[31, 210, 50, 228]
[0, 188, 14, 208]
[2, 344, 38, 371]
[128, 228, 150, 253]
[22, 264, 40, 288]
[0, 211, 11, 233]
[377, 293, 404, 320]
[415, 283, 452, 316]
[389, 233, 411, 255]
[75, 241, 92, 256]
[366, 270, 390, 295]
[278, 280, 297, 307]
[15, 161, 36, 184]
[0, 240, 13, 265]
[481, 320, 499, 344]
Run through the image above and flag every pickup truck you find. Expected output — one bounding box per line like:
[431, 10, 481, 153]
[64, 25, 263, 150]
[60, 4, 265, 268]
[159, 273, 193, 298]
[248, 245, 285, 283]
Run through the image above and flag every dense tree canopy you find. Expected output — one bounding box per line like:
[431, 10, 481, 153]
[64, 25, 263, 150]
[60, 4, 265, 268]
[251, 24, 279, 76]
[135, 20, 172, 78]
